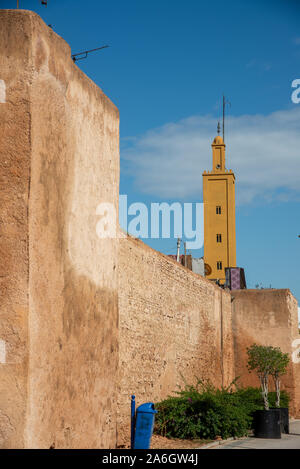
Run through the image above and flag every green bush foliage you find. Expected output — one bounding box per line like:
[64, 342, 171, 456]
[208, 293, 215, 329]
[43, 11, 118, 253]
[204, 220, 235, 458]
[154, 379, 289, 440]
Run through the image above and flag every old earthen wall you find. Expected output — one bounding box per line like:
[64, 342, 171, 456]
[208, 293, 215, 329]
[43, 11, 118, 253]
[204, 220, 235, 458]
[117, 236, 235, 446]
[232, 289, 300, 417]
[118, 240, 300, 444]
[0, 10, 119, 448]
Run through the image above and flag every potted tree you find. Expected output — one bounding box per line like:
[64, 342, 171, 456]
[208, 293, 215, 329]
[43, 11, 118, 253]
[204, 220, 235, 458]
[270, 347, 290, 434]
[247, 344, 281, 438]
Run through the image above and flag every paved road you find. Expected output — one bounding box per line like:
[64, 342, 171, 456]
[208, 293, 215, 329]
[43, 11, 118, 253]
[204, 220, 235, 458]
[212, 420, 300, 449]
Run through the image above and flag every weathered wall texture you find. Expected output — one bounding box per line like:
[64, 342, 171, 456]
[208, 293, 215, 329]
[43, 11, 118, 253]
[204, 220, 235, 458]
[0, 10, 31, 448]
[0, 10, 119, 448]
[117, 236, 235, 446]
[232, 289, 300, 417]
[118, 239, 300, 444]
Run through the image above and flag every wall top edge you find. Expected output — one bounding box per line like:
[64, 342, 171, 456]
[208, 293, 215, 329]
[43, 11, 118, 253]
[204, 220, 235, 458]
[0, 9, 119, 115]
[121, 234, 232, 296]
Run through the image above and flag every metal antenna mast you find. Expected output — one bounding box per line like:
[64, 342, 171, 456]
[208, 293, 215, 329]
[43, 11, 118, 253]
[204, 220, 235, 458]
[71, 45, 109, 62]
[176, 238, 181, 263]
[222, 95, 231, 142]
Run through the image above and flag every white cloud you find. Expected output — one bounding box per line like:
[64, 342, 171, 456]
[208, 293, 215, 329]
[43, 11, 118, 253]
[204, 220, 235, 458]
[122, 107, 300, 204]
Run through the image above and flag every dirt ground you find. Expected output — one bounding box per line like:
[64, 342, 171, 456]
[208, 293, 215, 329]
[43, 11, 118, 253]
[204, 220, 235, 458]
[150, 435, 212, 449]
[117, 435, 213, 449]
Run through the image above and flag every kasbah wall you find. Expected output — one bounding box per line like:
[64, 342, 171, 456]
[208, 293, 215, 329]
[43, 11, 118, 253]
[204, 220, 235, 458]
[117, 239, 300, 446]
[0, 10, 299, 449]
[0, 10, 119, 448]
[117, 236, 235, 446]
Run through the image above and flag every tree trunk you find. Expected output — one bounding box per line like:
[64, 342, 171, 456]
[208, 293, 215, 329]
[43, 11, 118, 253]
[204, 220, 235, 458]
[260, 375, 269, 410]
[275, 378, 280, 408]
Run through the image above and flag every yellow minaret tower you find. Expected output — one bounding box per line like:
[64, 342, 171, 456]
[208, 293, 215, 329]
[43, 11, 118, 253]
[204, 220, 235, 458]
[202, 134, 236, 283]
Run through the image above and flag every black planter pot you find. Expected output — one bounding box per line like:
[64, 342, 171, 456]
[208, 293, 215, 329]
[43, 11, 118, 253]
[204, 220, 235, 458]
[253, 409, 281, 439]
[279, 407, 289, 434]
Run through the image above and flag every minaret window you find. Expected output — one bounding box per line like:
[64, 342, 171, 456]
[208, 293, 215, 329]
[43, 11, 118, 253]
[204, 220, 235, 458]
[217, 261, 223, 270]
[216, 206, 221, 214]
[216, 234, 222, 243]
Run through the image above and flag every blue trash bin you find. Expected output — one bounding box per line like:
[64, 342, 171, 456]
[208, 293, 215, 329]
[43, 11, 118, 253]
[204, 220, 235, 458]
[133, 402, 157, 449]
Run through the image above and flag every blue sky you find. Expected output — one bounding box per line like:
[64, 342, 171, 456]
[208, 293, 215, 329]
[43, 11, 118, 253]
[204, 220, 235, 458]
[3, 0, 300, 307]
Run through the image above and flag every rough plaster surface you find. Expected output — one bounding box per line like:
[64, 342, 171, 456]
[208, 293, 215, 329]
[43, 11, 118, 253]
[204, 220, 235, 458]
[118, 239, 300, 445]
[0, 341, 6, 364]
[0, 80, 6, 103]
[118, 236, 235, 446]
[232, 289, 300, 417]
[0, 10, 119, 448]
[0, 10, 31, 448]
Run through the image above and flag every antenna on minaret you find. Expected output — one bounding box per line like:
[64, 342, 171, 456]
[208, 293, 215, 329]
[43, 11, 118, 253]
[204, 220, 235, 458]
[217, 121, 221, 135]
[222, 95, 225, 141]
[222, 95, 231, 142]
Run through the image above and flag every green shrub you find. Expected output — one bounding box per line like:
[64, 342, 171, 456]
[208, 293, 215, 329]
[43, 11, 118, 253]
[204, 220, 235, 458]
[154, 380, 290, 440]
[235, 387, 289, 411]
